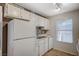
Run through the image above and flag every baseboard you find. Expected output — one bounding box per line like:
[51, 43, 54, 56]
[42, 48, 53, 56]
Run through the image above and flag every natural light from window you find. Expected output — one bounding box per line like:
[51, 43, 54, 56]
[56, 18, 73, 43]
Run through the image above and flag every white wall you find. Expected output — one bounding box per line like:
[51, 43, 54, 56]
[0, 6, 2, 56]
[0, 6, 2, 49]
[49, 10, 79, 55]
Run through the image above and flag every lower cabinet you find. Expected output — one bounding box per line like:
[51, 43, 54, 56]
[45, 38, 49, 53]
[38, 38, 49, 56]
[39, 39, 45, 56]
[38, 37, 53, 56]
[48, 37, 53, 49]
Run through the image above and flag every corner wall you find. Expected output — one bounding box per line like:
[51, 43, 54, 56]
[49, 10, 79, 55]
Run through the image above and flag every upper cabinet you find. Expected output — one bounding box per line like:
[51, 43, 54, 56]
[38, 16, 45, 27]
[37, 15, 49, 29]
[48, 37, 53, 50]
[4, 4, 31, 20]
[20, 9, 31, 20]
[44, 18, 49, 29]
[4, 4, 21, 18]
[30, 13, 39, 27]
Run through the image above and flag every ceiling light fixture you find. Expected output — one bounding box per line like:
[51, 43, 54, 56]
[54, 3, 62, 11]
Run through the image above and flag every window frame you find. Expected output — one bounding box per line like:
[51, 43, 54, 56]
[56, 18, 73, 43]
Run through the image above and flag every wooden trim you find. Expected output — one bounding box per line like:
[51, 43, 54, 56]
[4, 16, 30, 22]
[2, 24, 8, 56]
[1, 3, 9, 56]
[3, 17, 12, 22]
[0, 3, 7, 56]
[3, 18, 13, 56]
[2, 3, 7, 56]
[0, 3, 5, 6]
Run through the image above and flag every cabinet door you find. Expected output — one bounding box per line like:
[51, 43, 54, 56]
[39, 39, 45, 56]
[4, 4, 20, 18]
[34, 46, 39, 56]
[44, 18, 49, 29]
[45, 38, 48, 53]
[21, 9, 31, 20]
[38, 16, 45, 26]
[49, 37, 53, 49]
[13, 38, 36, 56]
[31, 13, 39, 26]
[38, 16, 49, 29]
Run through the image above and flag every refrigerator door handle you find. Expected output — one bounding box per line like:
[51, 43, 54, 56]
[14, 36, 36, 41]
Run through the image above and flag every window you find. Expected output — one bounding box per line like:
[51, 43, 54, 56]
[56, 18, 73, 43]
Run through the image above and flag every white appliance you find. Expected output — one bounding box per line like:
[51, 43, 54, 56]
[8, 19, 37, 56]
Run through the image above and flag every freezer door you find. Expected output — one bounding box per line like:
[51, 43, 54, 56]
[14, 19, 36, 39]
[8, 19, 36, 40]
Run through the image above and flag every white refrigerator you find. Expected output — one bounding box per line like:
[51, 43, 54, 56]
[8, 19, 38, 56]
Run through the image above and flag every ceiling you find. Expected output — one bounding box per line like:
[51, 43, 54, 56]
[17, 3, 79, 17]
